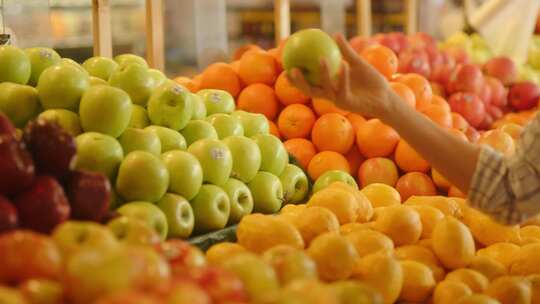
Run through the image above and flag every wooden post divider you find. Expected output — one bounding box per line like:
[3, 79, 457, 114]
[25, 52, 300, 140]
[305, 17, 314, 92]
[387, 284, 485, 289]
[145, 0, 165, 71]
[356, 0, 372, 37]
[274, 0, 290, 46]
[91, 0, 112, 57]
[405, 0, 418, 35]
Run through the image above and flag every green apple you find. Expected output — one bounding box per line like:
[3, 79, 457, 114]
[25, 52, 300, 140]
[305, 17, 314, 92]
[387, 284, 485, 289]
[197, 89, 235, 115]
[252, 134, 289, 176]
[161, 150, 203, 200]
[222, 135, 261, 183]
[109, 63, 154, 106]
[38, 109, 82, 136]
[51, 221, 118, 257]
[518, 65, 540, 83]
[190, 93, 207, 120]
[89, 76, 108, 86]
[187, 138, 232, 186]
[79, 85, 132, 137]
[312, 170, 358, 193]
[128, 105, 150, 129]
[279, 164, 309, 204]
[61, 58, 89, 76]
[0, 45, 31, 84]
[231, 110, 269, 137]
[206, 113, 244, 139]
[118, 128, 161, 156]
[147, 81, 193, 131]
[75, 132, 123, 180]
[117, 201, 168, 240]
[107, 216, 161, 246]
[222, 178, 253, 224]
[248, 171, 284, 214]
[25, 47, 61, 86]
[145, 126, 187, 152]
[37, 64, 90, 111]
[282, 28, 342, 86]
[115, 151, 169, 202]
[157, 193, 194, 238]
[114, 54, 149, 67]
[148, 69, 166, 87]
[190, 184, 230, 233]
[82, 56, 118, 80]
[0, 82, 40, 128]
[180, 120, 218, 146]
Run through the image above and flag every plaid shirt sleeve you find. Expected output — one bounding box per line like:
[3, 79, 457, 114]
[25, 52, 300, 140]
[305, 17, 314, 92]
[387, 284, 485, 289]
[468, 112, 540, 224]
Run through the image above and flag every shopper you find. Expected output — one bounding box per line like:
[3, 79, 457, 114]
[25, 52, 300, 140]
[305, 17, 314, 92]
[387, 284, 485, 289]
[288, 34, 540, 225]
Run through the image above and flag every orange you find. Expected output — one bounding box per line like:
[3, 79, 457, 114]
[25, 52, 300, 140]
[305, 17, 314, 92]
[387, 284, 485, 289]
[390, 81, 416, 108]
[358, 157, 399, 188]
[360, 45, 398, 79]
[345, 229, 394, 257]
[206, 242, 247, 265]
[395, 172, 437, 201]
[312, 97, 349, 116]
[274, 71, 310, 105]
[308, 151, 350, 180]
[433, 280, 473, 304]
[236, 214, 304, 253]
[446, 269, 489, 293]
[345, 146, 364, 175]
[307, 188, 360, 225]
[421, 104, 453, 128]
[394, 139, 431, 173]
[356, 119, 400, 158]
[452, 112, 470, 132]
[237, 84, 279, 120]
[346, 113, 366, 133]
[399, 260, 436, 302]
[312, 113, 355, 154]
[267, 48, 284, 74]
[432, 168, 452, 190]
[432, 217, 476, 270]
[431, 94, 451, 111]
[233, 43, 262, 61]
[278, 104, 316, 139]
[173, 76, 199, 93]
[374, 205, 423, 246]
[199, 62, 242, 97]
[307, 232, 359, 282]
[268, 120, 281, 139]
[238, 50, 278, 85]
[398, 73, 433, 107]
[284, 138, 317, 170]
[288, 206, 340, 245]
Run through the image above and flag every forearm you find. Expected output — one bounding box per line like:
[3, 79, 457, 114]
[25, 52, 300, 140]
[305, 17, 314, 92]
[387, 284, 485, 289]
[380, 92, 481, 193]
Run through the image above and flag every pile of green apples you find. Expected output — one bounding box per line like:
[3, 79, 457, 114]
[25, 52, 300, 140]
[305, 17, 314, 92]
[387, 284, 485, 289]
[0, 45, 310, 239]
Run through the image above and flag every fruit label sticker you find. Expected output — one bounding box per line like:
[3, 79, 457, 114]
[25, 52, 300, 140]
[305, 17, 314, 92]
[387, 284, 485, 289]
[40, 49, 53, 60]
[210, 93, 221, 104]
[171, 85, 184, 95]
[211, 148, 226, 160]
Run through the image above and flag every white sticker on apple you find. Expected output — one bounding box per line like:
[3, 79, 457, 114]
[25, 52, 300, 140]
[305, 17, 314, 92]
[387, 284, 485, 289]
[210, 93, 221, 103]
[171, 85, 184, 95]
[211, 148, 226, 160]
[40, 49, 53, 60]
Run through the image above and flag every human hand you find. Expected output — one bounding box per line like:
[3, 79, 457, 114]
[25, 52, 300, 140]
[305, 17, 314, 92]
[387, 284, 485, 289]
[287, 33, 398, 119]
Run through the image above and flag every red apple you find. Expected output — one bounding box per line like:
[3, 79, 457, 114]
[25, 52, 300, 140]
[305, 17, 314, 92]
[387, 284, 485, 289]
[431, 64, 454, 88]
[349, 36, 376, 54]
[444, 47, 470, 65]
[94, 290, 161, 304]
[0, 113, 17, 138]
[0, 134, 35, 197]
[0, 230, 62, 284]
[14, 176, 70, 233]
[478, 113, 494, 130]
[508, 81, 540, 110]
[485, 76, 508, 107]
[486, 105, 504, 121]
[0, 195, 17, 233]
[478, 82, 492, 106]
[448, 92, 486, 128]
[398, 50, 431, 78]
[163, 280, 212, 304]
[187, 266, 248, 303]
[373, 33, 401, 54]
[156, 240, 207, 276]
[66, 170, 111, 222]
[483, 57, 517, 86]
[388, 32, 409, 54]
[447, 63, 484, 96]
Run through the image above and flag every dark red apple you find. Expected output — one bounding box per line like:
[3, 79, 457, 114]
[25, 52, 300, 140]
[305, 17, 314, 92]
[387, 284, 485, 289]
[66, 170, 111, 222]
[478, 113, 494, 130]
[14, 176, 70, 233]
[0, 134, 35, 197]
[187, 266, 248, 303]
[398, 50, 431, 78]
[349, 36, 376, 54]
[508, 81, 540, 110]
[485, 76, 508, 107]
[0, 113, 17, 138]
[0, 196, 17, 233]
[0, 230, 62, 284]
[483, 57, 518, 86]
[448, 92, 486, 128]
[23, 119, 77, 179]
[447, 63, 484, 96]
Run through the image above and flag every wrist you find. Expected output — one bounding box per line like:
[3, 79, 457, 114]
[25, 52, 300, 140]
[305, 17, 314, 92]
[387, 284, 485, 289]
[378, 91, 403, 126]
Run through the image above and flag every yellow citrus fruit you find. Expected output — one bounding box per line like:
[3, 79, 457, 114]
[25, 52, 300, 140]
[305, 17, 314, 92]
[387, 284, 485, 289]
[395, 245, 445, 282]
[280, 204, 307, 214]
[445, 269, 489, 293]
[306, 232, 359, 282]
[485, 275, 532, 304]
[262, 245, 318, 285]
[477, 242, 520, 270]
[529, 274, 540, 304]
[307, 188, 359, 224]
[352, 251, 403, 304]
[404, 195, 462, 218]
[236, 214, 304, 253]
[360, 183, 401, 208]
[339, 222, 371, 235]
[417, 238, 433, 249]
[510, 243, 540, 275]
[330, 280, 384, 304]
[433, 280, 473, 304]
[432, 216, 475, 269]
[521, 225, 540, 241]
[467, 256, 507, 281]
[328, 182, 374, 222]
[409, 204, 445, 239]
[456, 294, 501, 304]
[288, 206, 340, 245]
[463, 207, 521, 246]
[398, 260, 436, 302]
[206, 242, 247, 265]
[283, 279, 340, 304]
[345, 229, 394, 257]
[373, 205, 422, 246]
